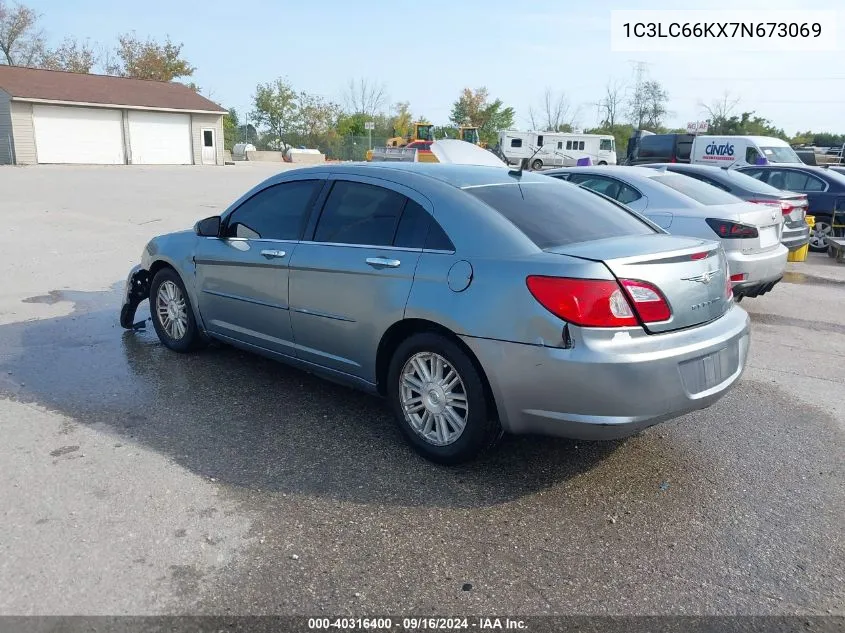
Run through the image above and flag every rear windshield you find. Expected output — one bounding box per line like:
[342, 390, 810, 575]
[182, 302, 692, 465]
[649, 173, 741, 205]
[761, 146, 801, 164]
[465, 182, 656, 249]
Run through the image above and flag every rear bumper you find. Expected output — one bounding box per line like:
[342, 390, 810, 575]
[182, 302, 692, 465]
[726, 244, 787, 285]
[782, 222, 810, 251]
[461, 305, 750, 440]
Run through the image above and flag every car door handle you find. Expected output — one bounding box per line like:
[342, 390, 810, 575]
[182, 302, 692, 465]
[366, 257, 401, 268]
[260, 249, 286, 259]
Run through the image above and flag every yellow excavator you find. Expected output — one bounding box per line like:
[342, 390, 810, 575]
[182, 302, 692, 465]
[367, 122, 437, 162]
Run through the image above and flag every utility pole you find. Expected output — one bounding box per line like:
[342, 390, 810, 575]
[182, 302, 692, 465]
[628, 60, 651, 129]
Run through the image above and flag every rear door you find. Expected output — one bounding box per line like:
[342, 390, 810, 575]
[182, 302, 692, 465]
[288, 177, 427, 382]
[195, 177, 325, 356]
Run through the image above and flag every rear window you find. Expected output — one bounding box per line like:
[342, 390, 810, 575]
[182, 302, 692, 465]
[676, 139, 692, 160]
[465, 182, 656, 249]
[649, 173, 741, 205]
[638, 135, 674, 159]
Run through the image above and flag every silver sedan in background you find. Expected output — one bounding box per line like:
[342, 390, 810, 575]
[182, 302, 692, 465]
[547, 166, 789, 301]
[121, 164, 749, 464]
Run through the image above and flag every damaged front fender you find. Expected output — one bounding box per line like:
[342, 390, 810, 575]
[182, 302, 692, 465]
[119, 265, 151, 329]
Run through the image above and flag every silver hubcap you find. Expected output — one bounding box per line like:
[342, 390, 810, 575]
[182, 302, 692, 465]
[810, 221, 831, 249]
[156, 280, 188, 340]
[400, 352, 468, 446]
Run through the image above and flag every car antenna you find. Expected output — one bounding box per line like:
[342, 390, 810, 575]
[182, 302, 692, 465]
[509, 144, 544, 178]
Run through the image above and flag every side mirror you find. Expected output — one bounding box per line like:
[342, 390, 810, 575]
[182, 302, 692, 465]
[195, 216, 221, 237]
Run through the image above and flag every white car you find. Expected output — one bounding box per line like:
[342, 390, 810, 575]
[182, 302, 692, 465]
[546, 166, 788, 301]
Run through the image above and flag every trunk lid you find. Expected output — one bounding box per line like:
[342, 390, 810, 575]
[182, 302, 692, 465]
[547, 234, 730, 334]
[733, 202, 784, 252]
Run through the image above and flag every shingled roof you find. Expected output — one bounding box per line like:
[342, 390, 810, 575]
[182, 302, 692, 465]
[0, 66, 226, 113]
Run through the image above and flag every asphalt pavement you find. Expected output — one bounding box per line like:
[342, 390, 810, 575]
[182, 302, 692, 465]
[0, 165, 842, 617]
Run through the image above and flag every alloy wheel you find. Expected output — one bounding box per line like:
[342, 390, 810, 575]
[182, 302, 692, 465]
[399, 352, 469, 446]
[156, 280, 188, 340]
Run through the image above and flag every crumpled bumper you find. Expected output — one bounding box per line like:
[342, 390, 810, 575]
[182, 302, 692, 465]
[119, 265, 151, 329]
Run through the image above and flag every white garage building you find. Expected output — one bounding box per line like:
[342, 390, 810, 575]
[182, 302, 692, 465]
[0, 66, 226, 166]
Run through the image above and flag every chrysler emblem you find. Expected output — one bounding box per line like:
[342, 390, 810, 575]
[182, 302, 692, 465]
[683, 270, 717, 284]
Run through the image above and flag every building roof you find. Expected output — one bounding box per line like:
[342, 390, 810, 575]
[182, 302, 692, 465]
[0, 66, 226, 113]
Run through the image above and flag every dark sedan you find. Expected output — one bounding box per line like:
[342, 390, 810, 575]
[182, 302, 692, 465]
[737, 164, 845, 251]
[641, 163, 810, 252]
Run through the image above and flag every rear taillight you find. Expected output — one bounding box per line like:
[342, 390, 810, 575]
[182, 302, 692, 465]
[526, 276, 670, 328]
[706, 218, 759, 239]
[730, 273, 748, 283]
[619, 279, 672, 322]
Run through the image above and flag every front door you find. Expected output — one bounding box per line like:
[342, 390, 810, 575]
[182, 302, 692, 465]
[288, 177, 427, 382]
[201, 128, 216, 165]
[194, 178, 325, 356]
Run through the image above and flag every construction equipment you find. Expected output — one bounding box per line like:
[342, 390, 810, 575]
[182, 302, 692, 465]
[386, 122, 435, 147]
[458, 126, 485, 147]
[367, 122, 435, 161]
[369, 141, 438, 163]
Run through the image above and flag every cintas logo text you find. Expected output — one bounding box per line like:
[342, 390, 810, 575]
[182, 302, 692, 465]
[704, 142, 735, 159]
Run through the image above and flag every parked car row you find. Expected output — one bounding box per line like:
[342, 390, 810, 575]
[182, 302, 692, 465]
[546, 165, 789, 300]
[623, 133, 843, 252]
[121, 148, 752, 464]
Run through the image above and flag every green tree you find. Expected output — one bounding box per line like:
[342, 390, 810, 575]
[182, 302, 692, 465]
[706, 112, 787, 139]
[0, 0, 44, 66]
[39, 37, 97, 73]
[297, 91, 341, 148]
[627, 77, 669, 129]
[223, 107, 238, 151]
[251, 78, 298, 149]
[450, 87, 515, 145]
[390, 101, 412, 138]
[106, 32, 194, 81]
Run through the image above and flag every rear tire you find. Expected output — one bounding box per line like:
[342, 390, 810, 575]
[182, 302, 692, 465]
[531, 159, 543, 171]
[809, 216, 832, 252]
[149, 268, 204, 353]
[387, 333, 501, 465]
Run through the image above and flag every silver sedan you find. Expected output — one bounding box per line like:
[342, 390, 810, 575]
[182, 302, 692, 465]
[121, 163, 749, 464]
[546, 166, 789, 300]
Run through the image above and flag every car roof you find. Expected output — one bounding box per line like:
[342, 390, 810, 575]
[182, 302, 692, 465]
[547, 165, 665, 183]
[307, 162, 555, 190]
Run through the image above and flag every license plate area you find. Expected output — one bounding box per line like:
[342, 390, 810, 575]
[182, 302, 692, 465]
[759, 225, 780, 248]
[678, 344, 739, 396]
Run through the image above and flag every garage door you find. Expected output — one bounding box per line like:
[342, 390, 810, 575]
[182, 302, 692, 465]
[128, 111, 192, 165]
[32, 105, 125, 164]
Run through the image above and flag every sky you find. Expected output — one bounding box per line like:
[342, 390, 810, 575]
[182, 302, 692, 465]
[26, 0, 845, 135]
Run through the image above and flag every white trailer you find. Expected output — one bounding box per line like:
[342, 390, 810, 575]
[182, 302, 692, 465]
[497, 131, 617, 169]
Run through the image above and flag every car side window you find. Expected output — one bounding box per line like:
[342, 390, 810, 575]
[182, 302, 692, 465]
[314, 181, 406, 246]
[746, 147, 761, 165]
[780, 170, 809, 191]
[574, 176, 623, 200]
[739, 168, 765, 181]
[803, 174, 826, 192]
[616, 183, 642, 204]
[390, 198, 456, 251]
[225, 180, 321, 240]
